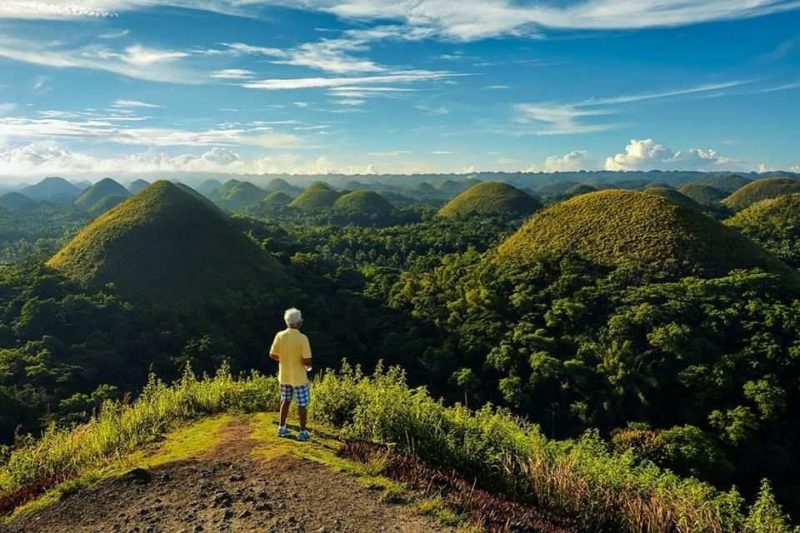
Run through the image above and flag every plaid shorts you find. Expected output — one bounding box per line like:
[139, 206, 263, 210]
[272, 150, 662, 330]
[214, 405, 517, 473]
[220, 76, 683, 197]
[280, 383, 311, 407]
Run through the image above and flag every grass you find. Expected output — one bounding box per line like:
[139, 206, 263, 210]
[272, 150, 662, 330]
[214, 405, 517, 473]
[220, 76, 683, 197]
[726, 193, 800, 267]
[678, 183, 726, 205]
[47, 181, 283, 305]
[289, 183, 342, 210]
[1, 363, 796, 532]
[333, 191, 393, 215]
[438, 181, 541, 218]
[497, 189, 796, 281]
[723, 178, 800, 211]
[73, 178, 130, 211]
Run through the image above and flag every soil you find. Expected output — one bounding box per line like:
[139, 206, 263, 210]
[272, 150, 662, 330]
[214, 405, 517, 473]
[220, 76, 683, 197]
[2, 419, 450, 533]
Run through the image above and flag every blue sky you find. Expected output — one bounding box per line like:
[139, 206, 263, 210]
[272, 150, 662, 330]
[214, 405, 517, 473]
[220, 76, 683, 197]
[0, 0, 798, 179]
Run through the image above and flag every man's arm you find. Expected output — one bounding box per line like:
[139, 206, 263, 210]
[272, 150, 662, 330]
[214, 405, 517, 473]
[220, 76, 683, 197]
[302, 336, 312, 367]
[269, 334, 280, 362]
[270, 352, 280, 362]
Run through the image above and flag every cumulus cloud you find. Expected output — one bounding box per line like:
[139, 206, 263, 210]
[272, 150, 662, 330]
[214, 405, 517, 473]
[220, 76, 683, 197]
[543, 150, 590, 171]
[604, 138, 737, 171]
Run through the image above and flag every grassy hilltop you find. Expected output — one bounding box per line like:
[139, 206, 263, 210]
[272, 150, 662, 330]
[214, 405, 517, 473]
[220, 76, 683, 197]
[289, 182, 342, 210]
[74, 178, 130, 211]
[438, 181, 541, 218]
[727, 193, 800, 267]
[333, 190, 393, 216]
[498, 189, 795, 279]
[723, 178, 800, 211]
[47, 181, 283, 305]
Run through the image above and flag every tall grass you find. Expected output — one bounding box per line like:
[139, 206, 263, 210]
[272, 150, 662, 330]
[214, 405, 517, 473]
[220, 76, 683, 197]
[1, 362, 795, 532]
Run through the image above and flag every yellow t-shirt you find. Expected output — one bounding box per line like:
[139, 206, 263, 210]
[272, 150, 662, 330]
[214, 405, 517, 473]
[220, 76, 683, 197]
[270, 328, 312, 386]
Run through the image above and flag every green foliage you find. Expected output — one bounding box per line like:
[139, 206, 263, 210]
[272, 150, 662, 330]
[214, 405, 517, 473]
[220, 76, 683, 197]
[289, 182, 342, 210]
[723, 178, 800, 211]
[438, 181, 541, 218]
[213, 179, 268, 211]
[643, 187, 706, 211]
[47, 181, 285, 305]
[334, 190, 393, 216]
[678, 183, 727, 205]
[498, 189, 796, 280]
[726, 194, 800, 267]
[745, 480, 797, 533]
[0, 193, 37, 212]
[73, 178, 130, 211]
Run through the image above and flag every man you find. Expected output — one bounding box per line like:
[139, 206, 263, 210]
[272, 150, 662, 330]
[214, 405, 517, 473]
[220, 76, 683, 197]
[269, 307, 313, 441]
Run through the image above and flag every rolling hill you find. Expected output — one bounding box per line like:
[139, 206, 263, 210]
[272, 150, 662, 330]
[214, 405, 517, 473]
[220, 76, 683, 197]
[265, 178, 302, 197]
[47, 181, 283, 305]
[566, 184, 597, 197]
[697, 174, 752, 193]
[333, 190, 393, 216]
[497, 189, 795, 279]
[438, 181, 542, 218]
[196, 179, 223, 197]
[722, 178, 800, 211]
[726, 193, 800, 267]
[678, 183, 726, 205]
[87, 194, 128, 216]
[0, 192, 37, 211]
[21, 177, 80, 204]
[74, 178, 130, 211]
[215, 180, 268, 211]
[128, 179, 151, 194]
[643, 187, 705, 212]
[289, 183, 342, 210]
[260, 191, 292, 208]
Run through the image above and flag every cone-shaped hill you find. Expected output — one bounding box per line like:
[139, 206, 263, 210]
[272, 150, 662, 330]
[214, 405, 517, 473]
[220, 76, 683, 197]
[333, 191, 393, 215]
[47, 181, 284, 306]
[128, 179, 151, 194]
[261, 191, 292, 208]
[438, 182, 542, 218]
[74, 178, 130, 211]
[722, 178, 800, 211]
[644, 187, 705, 212]
[697, 174, 751, 193]
[289, 183, 341, 210]
[678, 183, 726, 206]
[726, 194, 800, 267]
[0, 192, 37, 211]
[566, 184, 597, 198]
[497, 190, 796, 280]
[215, 180, 267, 211]
[22, 177, 80, 204]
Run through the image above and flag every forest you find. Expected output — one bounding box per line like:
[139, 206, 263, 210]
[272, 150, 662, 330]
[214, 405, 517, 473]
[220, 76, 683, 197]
[2, 171, 800, 528]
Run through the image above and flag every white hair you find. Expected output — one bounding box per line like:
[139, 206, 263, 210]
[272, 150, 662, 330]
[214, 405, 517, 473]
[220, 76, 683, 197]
[284, 308, 303, 327]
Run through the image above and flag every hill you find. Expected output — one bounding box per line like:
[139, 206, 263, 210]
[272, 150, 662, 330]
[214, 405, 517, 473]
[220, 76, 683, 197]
[498, 189, 795, 279]
[47, 181, 283, 305]
[87, 194, 127, 216]
[698, 174, 751, 193]
[438, 181, 541, 218]
[74, 178, 130, 211]
[21, 177, 80, 204]
[215, 180, 267, 211]
[196, 179, 223, 197]
[722, 178, 800, 211]
[643, 187, 705, 211]
[261, 191, 292, 208]
[265, 178, 302, 197]
[565, 184, 597, 197]
[726, 193, 800, 267]
[0, 192, 37, 211]
[289, 183, 342, 210]
[128, 179, 150, 194]
[678, 183, 726, 205]
[333, 190, 393, 216]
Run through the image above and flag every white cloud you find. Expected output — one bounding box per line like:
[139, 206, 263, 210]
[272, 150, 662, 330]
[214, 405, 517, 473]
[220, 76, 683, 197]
[533, 150, 590, 171]
[0, 36, 196, 83]
[210, 68, 255, 80]
[604, 138, 737, 171]
[415, 103, 450, 115]
[112, 99, 163, 109]
[3, 2, 799, 42]
[790, 165, 800, 172]
[243, 70, 455, 90]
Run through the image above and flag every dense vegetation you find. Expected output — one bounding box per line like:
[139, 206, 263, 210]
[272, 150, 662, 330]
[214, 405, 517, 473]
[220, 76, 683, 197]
[726, 194, 800, 267]
[678, 183, 727, 205]
[723, 178, 800, 211]
[3, 174, 800, 525]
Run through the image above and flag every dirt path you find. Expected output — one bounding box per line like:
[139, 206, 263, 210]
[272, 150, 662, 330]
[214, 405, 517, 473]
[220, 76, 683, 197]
[3, 419, 450, 533]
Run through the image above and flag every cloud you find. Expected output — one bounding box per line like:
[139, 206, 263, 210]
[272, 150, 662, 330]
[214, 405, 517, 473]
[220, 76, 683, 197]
[112, 99, 163, 109]
[210, 68, 255, 80]
[415, 103, 450, 115]
[541, 150, 590, 171]
[0, 103, 16, 115]
[513, 80, 744, 135]
[0, 36, 196, 83]
[604, 138, 737, 171]
[243, 70, 456, 90]
[3, 1, 799, 41]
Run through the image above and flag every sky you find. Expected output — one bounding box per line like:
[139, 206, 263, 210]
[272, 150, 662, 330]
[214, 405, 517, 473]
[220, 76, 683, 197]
[0, 0, 798, 180]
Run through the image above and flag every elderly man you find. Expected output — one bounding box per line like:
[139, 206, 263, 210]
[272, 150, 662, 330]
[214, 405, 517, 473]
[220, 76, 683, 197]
[269, 308, 313, 441]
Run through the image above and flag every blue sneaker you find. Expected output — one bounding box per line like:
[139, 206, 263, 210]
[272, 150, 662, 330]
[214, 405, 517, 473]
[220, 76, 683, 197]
[278, 426, 290, 438]
[297, 430, 310, 442]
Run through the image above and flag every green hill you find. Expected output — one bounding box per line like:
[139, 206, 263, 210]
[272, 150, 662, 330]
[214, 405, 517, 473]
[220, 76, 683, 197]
[698, 174, 751, 193]
[74, 178, 130, 211]
[438, 182, 542, 218]
[722, 178, 800, 211]
[196, 179, 223, 197]
[215, 180, 267, 211]
[0, 192, 37, 211]
[289, 183, 342, 210]
[498, 189, 795, 279]
[726, 193, 800, 267]
[566, 184, 597, 197]
[87, 194, 127, 216]
[47, 181, 283, 305]
[333, 190, 393, 216]
[128, 179, 150, 194]
[644, 187, 705, 212]
[21, 177, 80, 204]
[678, 183, 726, 205]
[261, 191, 292, 208]
[265, 178, 302, 197]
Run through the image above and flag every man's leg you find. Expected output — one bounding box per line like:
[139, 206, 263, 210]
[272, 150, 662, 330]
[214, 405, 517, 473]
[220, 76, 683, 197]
[297, 384, 310, 431]
[280, 399, 291, 427]
[298, 406, 307, 431]
[279, 384, 292, 429]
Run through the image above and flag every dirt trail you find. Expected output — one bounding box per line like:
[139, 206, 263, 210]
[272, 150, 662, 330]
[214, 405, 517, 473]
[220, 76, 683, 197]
[3, 419, 449, 533]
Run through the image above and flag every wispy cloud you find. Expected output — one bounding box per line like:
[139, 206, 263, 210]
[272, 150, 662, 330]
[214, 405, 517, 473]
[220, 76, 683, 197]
[211, 68, 255, 80]
[415, 103, 450, 115]
[112, 99, 163, 109]
[243, 70, 456, 90]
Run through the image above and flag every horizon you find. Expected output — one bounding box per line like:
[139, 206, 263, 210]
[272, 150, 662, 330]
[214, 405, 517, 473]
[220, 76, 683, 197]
[0, 1, 798, 178]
